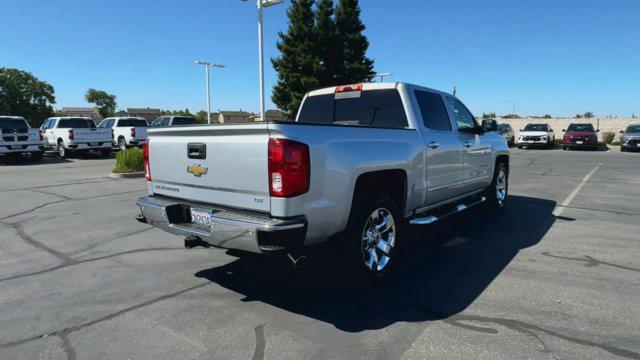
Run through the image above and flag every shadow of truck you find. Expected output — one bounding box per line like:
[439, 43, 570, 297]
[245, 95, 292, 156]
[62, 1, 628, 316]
[195, 195, 557, 333]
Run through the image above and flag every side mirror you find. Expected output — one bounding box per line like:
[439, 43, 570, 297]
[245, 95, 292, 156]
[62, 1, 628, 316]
[596, 129, 600, 132]
[620, 130, 624, 134]
[562, 129, 566, 132]
[519, 129, 523, 132]
[550, 129, 554, 132]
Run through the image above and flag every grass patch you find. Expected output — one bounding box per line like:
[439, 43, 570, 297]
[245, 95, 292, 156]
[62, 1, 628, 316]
[113, 148, 144, 173]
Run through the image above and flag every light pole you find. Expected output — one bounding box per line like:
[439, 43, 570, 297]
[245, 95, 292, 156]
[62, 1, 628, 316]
[504, 100, 516, 117]
[375, 72, 393, 82]
[243, 0, 283, 122]
[195, 60, 225, 124]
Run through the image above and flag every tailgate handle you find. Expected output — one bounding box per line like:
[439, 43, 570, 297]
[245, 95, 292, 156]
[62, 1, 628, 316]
[188, 143, 206, 159]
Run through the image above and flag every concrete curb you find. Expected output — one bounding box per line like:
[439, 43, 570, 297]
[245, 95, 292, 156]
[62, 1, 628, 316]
[109, 172, 145, 179]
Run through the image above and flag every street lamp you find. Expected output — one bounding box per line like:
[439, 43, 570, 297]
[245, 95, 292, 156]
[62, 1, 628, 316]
[195, 60, 225, 124]
[242, 0, 284, 122]
[375, 72, 393, 82]
[503, 100, 516, 117]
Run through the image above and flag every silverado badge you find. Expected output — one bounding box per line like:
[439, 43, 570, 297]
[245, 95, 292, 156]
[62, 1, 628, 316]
[187, 163, 208, 177]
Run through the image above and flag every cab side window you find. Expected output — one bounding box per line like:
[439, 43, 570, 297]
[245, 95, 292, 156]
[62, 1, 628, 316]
[415, 90, 451, 131]
[450, 98, 477, 132]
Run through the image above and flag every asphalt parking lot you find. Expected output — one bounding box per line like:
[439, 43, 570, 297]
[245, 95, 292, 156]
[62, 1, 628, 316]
[1, 148, 639, 360]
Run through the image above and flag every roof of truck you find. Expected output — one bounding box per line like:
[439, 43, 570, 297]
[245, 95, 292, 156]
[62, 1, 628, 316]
[305, 82, 452, 98]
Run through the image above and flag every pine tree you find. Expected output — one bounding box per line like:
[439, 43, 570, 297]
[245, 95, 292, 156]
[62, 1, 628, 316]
[314, 0, 339, 88]
[335, 0, 375, 85]
[271, 0, 320, 118]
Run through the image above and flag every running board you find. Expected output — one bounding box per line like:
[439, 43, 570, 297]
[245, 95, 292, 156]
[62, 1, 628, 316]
[409, 196, 486, 225]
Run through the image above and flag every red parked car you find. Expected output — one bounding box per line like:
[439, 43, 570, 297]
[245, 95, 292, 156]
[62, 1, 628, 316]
[562, 123, 599, 150]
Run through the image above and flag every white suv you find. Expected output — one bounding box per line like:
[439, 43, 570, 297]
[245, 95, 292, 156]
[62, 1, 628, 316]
[517, 123, 555, 149]
[98, 117, 149, 150]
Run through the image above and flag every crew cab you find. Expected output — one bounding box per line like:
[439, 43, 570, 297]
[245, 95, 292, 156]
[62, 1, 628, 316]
[41, 117, 112, 158]
[136, 83, 509, 280]
[562, 123, 598, 150]
[620, 123, 640, 152]
[0, 116, 44, 161]
[516, 123, 555, 149]
[150, 116, 198, 128]
[98, 117, 149, 150]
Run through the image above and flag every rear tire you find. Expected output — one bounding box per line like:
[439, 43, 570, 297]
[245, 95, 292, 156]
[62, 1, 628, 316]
[118, 137, 127, 150]
[485, 162, 508, 209]
[57, 142, 67, 159]
[517, 145, 523, 149]
[343, 196, 401, 288]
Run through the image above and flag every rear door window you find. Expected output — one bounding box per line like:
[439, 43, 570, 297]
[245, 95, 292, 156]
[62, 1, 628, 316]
[298, 89, 409, 129]
[415, 90, 451, 131]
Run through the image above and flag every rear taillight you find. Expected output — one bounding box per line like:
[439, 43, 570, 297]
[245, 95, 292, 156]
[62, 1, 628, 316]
[68, 129, 74, 140]
[143, 140, 151, 181]
[268, 138, 309, 197]
[39, 131, 44, 141]
[130, 128, 136, 138]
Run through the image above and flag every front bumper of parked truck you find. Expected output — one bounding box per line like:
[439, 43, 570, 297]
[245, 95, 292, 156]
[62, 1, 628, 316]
[135, 195, 306, 254]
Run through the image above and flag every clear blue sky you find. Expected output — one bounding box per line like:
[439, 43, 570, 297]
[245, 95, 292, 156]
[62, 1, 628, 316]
[1, 0, 638, 117]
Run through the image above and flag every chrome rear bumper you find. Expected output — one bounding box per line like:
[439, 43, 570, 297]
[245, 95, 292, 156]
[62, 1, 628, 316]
[136, 195, 306, 253]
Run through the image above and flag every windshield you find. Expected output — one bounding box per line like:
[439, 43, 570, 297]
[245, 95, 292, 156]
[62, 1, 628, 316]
[117, 119, 148, 127]
[523, 124, 548, 131]
[58, 118, 95, 128]
[567, 123, 595, 132]
[298, 89, 408, 129]
[0, 118, 29, 129]
[172, 117, 197, 125]
[626, 125, 640, 133]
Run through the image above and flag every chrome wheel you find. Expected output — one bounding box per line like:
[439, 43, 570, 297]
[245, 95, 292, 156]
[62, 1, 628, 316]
[58, 143, 65, 158]
[496, 168, 507, 206]
[118, 138, 127, 150]
[361, 208, 396, 272]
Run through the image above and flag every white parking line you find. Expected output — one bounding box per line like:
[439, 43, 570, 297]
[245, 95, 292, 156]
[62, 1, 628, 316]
[552, 163, 601, 217]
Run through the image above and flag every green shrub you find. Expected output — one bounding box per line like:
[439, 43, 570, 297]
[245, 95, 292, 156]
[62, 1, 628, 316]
[602, 131, 615, 144]
[113, 148, 144, 173]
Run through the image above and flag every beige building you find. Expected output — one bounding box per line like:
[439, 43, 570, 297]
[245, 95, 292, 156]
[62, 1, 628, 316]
[217, 111, 253, 124]
[265, 109, 290, 121]
[60, 107, 101, 121]
[127, 108, 162, 122]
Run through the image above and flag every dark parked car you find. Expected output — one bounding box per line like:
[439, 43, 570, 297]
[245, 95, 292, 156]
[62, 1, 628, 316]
[620, 123, 640, 152]
[562, 123, 598, 150]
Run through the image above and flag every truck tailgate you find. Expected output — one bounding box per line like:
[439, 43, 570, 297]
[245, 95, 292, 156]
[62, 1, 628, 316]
[148, 124, 271, 213]
[74, 128, 111, 142]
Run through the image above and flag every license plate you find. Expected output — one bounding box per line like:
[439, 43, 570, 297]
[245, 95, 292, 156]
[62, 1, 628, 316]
[90, 142, 99, 146]
[10, 145, 21, 150]
[190, 207, 213, 229]
[576, 141, 583, 144]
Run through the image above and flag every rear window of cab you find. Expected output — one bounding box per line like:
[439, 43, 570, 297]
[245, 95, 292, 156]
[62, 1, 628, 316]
[298, 89, 409, 129]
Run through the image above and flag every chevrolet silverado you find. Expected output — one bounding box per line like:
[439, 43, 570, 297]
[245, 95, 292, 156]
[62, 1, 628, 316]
[136, 83, 510, 280]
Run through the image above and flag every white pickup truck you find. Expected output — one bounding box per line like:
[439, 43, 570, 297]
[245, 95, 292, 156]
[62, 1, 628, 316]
[41, 117, 112, 158]
[98, 117, 149, 150]
[136, 83, 509, 281]
[0, 116, 44, 161]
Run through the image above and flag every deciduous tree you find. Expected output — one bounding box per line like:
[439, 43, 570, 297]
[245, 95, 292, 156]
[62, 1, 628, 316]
[0, 68, 56, 126]
[85, 88, 116, 119]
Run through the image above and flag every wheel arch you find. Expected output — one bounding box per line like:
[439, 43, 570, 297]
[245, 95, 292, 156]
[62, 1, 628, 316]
[350, 169, 408, 218]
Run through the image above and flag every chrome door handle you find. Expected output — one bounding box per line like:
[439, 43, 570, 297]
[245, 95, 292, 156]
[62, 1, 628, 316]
[463, 142, 472, 148]
[427, 142, 440, 149]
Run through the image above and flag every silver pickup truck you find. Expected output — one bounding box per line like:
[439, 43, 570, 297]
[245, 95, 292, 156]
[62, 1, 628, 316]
[136, 82, 509, 279]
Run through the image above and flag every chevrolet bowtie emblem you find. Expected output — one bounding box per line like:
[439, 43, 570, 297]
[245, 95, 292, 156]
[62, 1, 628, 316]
[186, 163, 208, 177]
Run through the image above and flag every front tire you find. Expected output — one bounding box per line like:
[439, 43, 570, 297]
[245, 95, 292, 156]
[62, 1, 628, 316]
[344, 196, 401, 285]
[486, 162, 508, 209]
